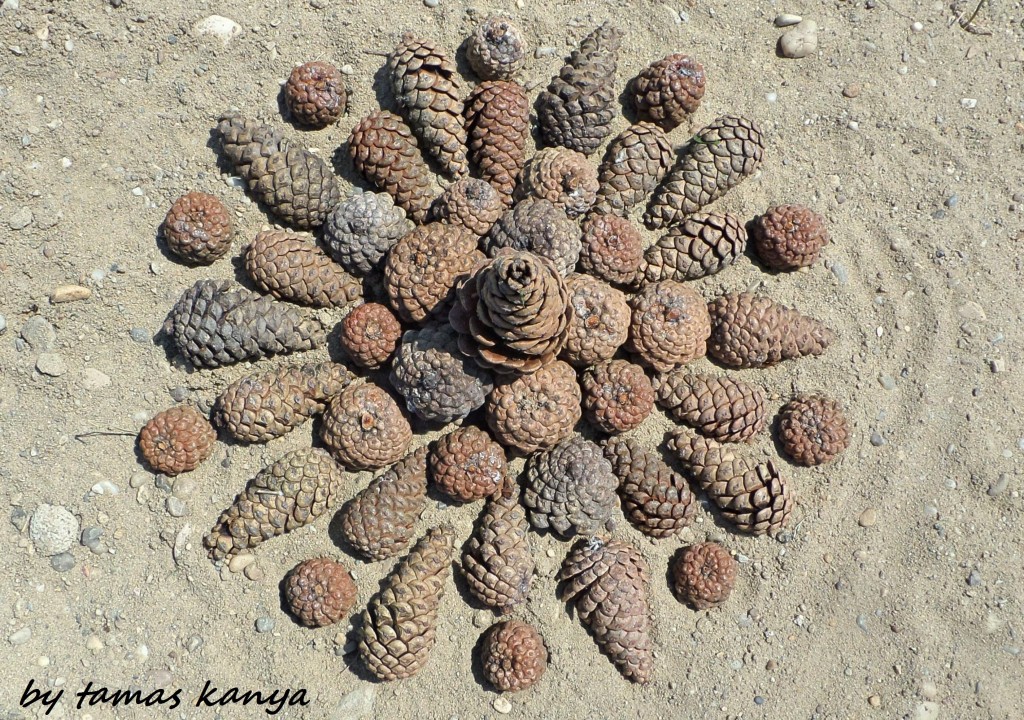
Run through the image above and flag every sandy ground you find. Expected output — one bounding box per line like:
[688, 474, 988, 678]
[2, 0, 1023, 718]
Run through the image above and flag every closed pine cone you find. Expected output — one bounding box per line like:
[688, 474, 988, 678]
[627, 281, 711, 372]
[643, 213, 747, 282]
[485, 360, 581, 454]
[323, 191, 414, 277]
[593, 123, 673, 216]
[429, 426, 506, 503]
[480, 620, 547, 692]
[138, 406, 216, 476]
[284, 61, 346, 128]
[515, 147, 599, 218]
[752, 204, 829, 270]
[321, 383, 412, 471]
[466, 16, 527, 80]
[630, 54, 706, 130]
[338, 303, 402, 369]
[777, 394, 850, 466]
[359, 526, 455, 681]
[284, 557, 357, 627]
[464, 80, 530, 202]
[162, 191, 233, 265]
[670, 542, 737, 610]
[243, 229, 361, 308]
[560, 273, 631, 369]
[484, 197, 582, 276]
[653, 372, 766, 443]
[431, 177, 504, 236]
[602, 436, 695, 538]
[581, 359, 655, 434]
[462, 480, 534, 611]
[578, 213, 644, 287]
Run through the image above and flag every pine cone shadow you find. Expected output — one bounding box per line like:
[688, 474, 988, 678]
[469, 624, 495, 691]
[617, 78, 640, 126]
[338, 612, 385, 683]
[742, 216, 778, 274]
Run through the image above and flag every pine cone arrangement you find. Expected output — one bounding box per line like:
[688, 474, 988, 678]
[464, 80, 530, 202]
[561, 273, 631, 368]
[485, 360, 581, 454]
[777, 394, 851, 466]
[284, 557, 357, 627]
[515, 147, 599, 218]
[751, 204, 830, 270]
[630, 54, 706, 130]
[653, 372, 766, 443]
[581, 359, 655, 434]
[643, 213, 747, 282]
[479, 620, 547, 692]
[671, 542, 737, 610]
[162, 191, 233, 265]
[323, 191, 413, 276]
[243, 229, 361, 308]
[466, 16, 527, 80]
[578, 213, 644, 287]
[431, 177, 504, 236]
[138, 406, 216, 476]
[337, 303, 402, 369]
[593, 123, 674, 216]
[462, 481, 534, 611]
[626, 280, 711, 372]
[284, 61, 346, 128]
[429, 426, 506, 503]
[321, 383, 412, 471]
[484, 197, 582, 276]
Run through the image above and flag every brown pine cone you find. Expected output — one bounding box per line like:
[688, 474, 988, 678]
[752, 205, 829, 270]
[214, 362, 353, 443]
[671, 542, 737, 610]
[560, 273, 630, 368]
[243, 229, 361, 308]
[138, 406, 216, 476]
[204, 448, 342, 562]
[429, 426, 506, 503]
[324, 191, 414, 277]
[284, 557, 357, 627]
[321, 383, 412, 471]
[336, 446, 428, 561]
[579, 214, 644, 287]
[627, 281, 710, 372]
[284, 61, 346, 128]
[666, 429, 794, 536]
[479, 620, 547, 692]
[431, 177, 504, 236]
[464, 80, 530, 202]
[359, 526, 454, 680]
[653, 372, 766, 443]
[643, 213, 747, 282]
[515, 147, 599, 218]
[348, 110, 437, 224]
[485, 360, 581, 454]
[602, 436, 695, 539]
[777, 394, 851, 466]
[462, 481, 533, 610]
[450, 250, 571, 374]
[216, 113, 340, 229]
[644, 115, 765, 229]
[707, 292, 833, 369]
[593, 123, 674, 216]
[388, 33, 468, 177]
[558, 537, 653, 684]
[484, 197, 582, 276]
[536, 23, 624, 156]
[522, 436, 618, 538]
[466, 16, 527, 81]
[338, 303, 402, 369]
[581, 360, 654, 434]
[162, 191, 233, 265]
[384, 223, 484, 324]
[630, 54, 706, 130]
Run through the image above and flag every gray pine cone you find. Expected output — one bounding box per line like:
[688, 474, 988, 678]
[323, 192, 414, 277]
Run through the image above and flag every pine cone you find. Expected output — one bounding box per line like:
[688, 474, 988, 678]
[429, 426, 506, 503]
[163, 279, 324, 369]
[777, 394, 851, 466]
[515, 147, 599, 218]
[321, 383, 412, 471]
[214, 362, 353, 443]
[707, 292, 833, 369]
[670, 542, 737, 610]
[389, 323, 494, 424]
[284, 61, 346, 128]
[626, 280, 710, 372]
[485, 360, 581, 454]
[388, 33, 468, 177]
[462, 481, 533, 610]
[359, 526, 455, 680]
[578, 213, 644, 287]
[243, 229, 361, 308]
[602, 436, 695, 538]
[431, 177, 504, 236]
[384, 223, 484, 323]
[558, 537, 653, 684]
[522, 436, 618, 538]
[653, 372, 766, 443]
[560, 273, 630, 368]
[450, 250, 571, 374]
[644, 115, 765, 229]
[348, 110, 437, 224]
[467, 16, 527, 80]
[336, 446, 428, 561]
[643, 213, 746, 282]
[593, 123, 673, 216]
[323, 191, 413, 277]
[284, 557, 357, 627]
[581, 360, 655, 434]
[484, 197, 582, 276]
[138, 406, 216, 476]
[216, 113, 340, 229]
[752, 204, 829, 270]
[479, 620, 547, 692]
[464, 80, 530, 202]
[162, 191, 233, 265]
[630, 54, 706, 130]
[204, 448, 342, 562]
[338, 303, 402, 369]
[536, 23, 624, 156]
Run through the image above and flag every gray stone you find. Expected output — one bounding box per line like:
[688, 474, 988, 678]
[254, 617, 275, 633]
[80, 526, 103, 548]
[8, 206, 33, 230]
[20, 316, 56, 350]
[988, 474, 1009, 497]
[30, 503, 79, 555]
[10, 506, 28, 532]
[129, 327, 151, 344]
[9, 627, 31, 645]
[50, 552, 76, 572]
[332, 685, 376, 720]
[967, 570, 981, 586]
[165, 497, 188, 518]
[169, 386, 189, 402]
[36, 353, 67, 377]
[870, 432, 887, 447]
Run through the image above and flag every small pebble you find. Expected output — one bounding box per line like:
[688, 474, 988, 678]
[169, 386, 189, 402]
[990, 358, 1006, 373]
[843, 83, 862, 98]
[9, 627, 32, 645]
[913, 701, 940, 720]
[961, 98, 977, 109]
[920, 681, 938, 701]
[966, 570, 981, 587]
[492, 697, 512, 714]
[80, 527, 103, 548]
[85, 635, 104, 651]
[830, 261, 849, 284]
[50, 285, 91, 304]
[8, 206, 33, 230]
[255, 617, 275, 633]
[50, 552, 75, 572]
[20, 316, 56, 351]
[987, 474, 1009, 497]
[423, 0, 439, 6]
[870, 432, 887, 447]
[868, 694, 882, 707]
[81, 368, 112, 390]
[944, 194, 958, 209]
[129, 471, 150, 489]
[91, 480, 119, 496]
[30, 503, 79, 555]
[36, 353, 68, 377]
[911, 21, 923, 31]
[858, 508, 877, 527]
[228, 553, 256, 574]
[194, 15, 242, 44]
[779, 20, 818, 59]
[165, 497, 188, 518]
[534, 47, 558, 58]
[244, 564, 264, 581]
[129, 328, 151, 344]
[878, 375, 896, 390]
[0, 314, 6, 334]
[472, 611, 490, 628]
[774, 13, 802, 27]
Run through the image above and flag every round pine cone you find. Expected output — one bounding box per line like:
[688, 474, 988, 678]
[631, 54, 706, 130]
[324, 191, 414, 277]
[643, 213, 747, 282]
[581, 360, 655, 434]
[467, 16, 527, 81]
[752, 205, 829, 270]
[480, 620, 547, 693]
[777, 394, 850, 466]
[627, 281, 710, 372]
[561, 273, 630, 368]
[321, 383, 412, 470]
[432, 177, 504, 236]
[484, 197, 582, 276]
[485, 360, 581, 454]
[671, 542, 737, 610]
[579, 213, 644, 287]
[515, 147, 599, 218]
[162, 192, 233, 265]
[285, 557, 357, 627]
[429, 426, 506, 502]
[138, 406, 216, 476]
[284, 61, 346, 128]
[338, 303, 402, 369]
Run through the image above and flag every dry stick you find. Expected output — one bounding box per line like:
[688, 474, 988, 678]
[959, 0, 992, 34]
[75, 429, 136, 443]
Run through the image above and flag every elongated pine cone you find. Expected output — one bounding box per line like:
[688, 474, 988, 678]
[536, 22, 624, 156]
[602, 436, 695, 538]
[388, 33, 468, 177]
[431, 177, 504, 236]
[429, 426, 506, 503]
[593, 123, 673, 216]
[138, 406, 216, 476]
[559, 537, 653, 684]
[323, 192, 413, 276]
[163, 191, 233, 265]
[671, 542, 737, 610]
[348, 110, 436, 223]
[243, 230, 361, 308]
[643, 213, 747, 282]
[666, 429, 794, 535]
[389, 323, 494, 424]
[581, 360, 655, 434]
[653, 372, 766, 443]
[338, 303, 402, 369]
[385, 223, 484, 323]
[627, 281, 710, 372]
[284, 61, 346, 128]
[515, 147, 599, 218]
[463, 482, 533, 610]
[336, 446, 428, 561]
[707, 292, 833, 369]
[480, 620, 547, 692]
[204, 448, 342, 562]
[464, 80, 530, 202]
[214, 362, 353, 443]
[484, 197, 582, 276]
[485, 360, 581, 454]
[216, 113, 340, 229]
[561, 273, 630, 368]
[467, 16, 527, 80]
[644, 115, 765, 229]
[321, 383, 412, 470]
[285, 557, 357, 627]
[752, 205, 829, 270]
[579, 214, 644, 287]
[359, 526, 455, 681]
[631, 54, 706, 130]
[777, 394, 850, 466]
[164, 279, 324, 369]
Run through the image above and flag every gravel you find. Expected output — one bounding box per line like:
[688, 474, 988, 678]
[36, 353, 68, 377]
[50, 552, 76, 572]
[20, 316, 56, 351]
[80, 526, 103, 548]
[165, 497, 188, 518]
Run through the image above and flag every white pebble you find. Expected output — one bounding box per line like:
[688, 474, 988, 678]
[30, 504, 79, 555]
[90, 480, 119, 496]
[774, 13, 802, 27]
[193, 15, 242, 45]
[779, 21, 818, 59]
[847, 120, 859, 130]
[423, 0, 439, 6]
[86, 635, 104, 651]
[60, 157, 72, 168]
[961, 98, 978, 109]
[492, 697, 512, 714]
[913, 701, 940, 720]
[765, 91, 778, 103]
[911, 21, 923, 31]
